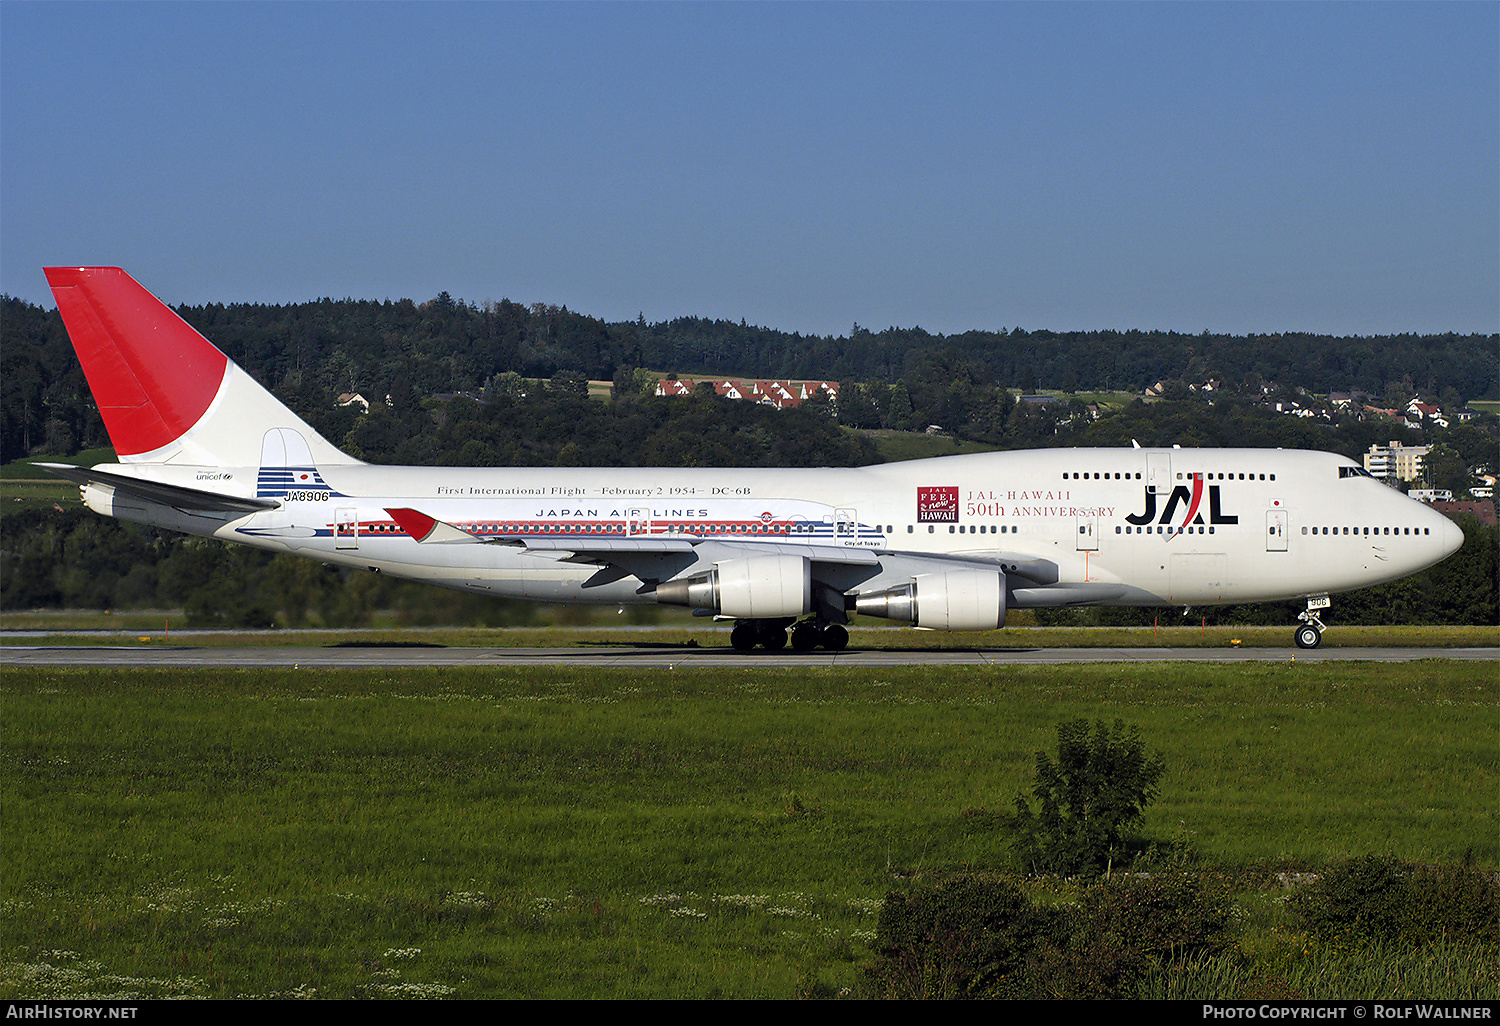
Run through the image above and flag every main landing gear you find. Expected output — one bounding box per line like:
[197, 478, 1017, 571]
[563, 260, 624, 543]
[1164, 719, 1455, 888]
[1294, 595, 1331, 649]
[730, 618, 849, 652]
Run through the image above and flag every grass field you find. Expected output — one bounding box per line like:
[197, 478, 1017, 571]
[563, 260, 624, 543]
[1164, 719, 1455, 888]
[2, 661, 1495, 999]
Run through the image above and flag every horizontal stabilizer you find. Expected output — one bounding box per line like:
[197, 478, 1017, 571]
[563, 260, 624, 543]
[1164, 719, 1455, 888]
[36, 463, 280, 513]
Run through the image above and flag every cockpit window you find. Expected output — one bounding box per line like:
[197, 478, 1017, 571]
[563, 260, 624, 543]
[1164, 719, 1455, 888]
[1339, 466, 1376, 479]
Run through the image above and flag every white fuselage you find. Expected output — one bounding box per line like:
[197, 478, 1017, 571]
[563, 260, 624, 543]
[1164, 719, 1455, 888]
[82, 446, 1461, 612]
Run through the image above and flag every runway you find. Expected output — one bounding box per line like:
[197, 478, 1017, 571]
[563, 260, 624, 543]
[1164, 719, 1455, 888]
[3, 643, 1495, 669]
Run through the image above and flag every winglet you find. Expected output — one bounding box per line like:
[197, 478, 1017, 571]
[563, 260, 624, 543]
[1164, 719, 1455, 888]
[386, 508, 481, 544]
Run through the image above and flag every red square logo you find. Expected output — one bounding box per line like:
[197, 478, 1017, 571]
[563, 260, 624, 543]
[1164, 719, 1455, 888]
[917, 486, 959, 522]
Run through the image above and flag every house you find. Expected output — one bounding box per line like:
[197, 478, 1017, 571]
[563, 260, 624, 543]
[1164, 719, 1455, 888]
[752, 381, 798, 408]
[1406, 400, 1448, 429]
[654, 377, 839, 410]
[1362, 441, 1430, 483]
[336, 392, 370, 413]
[799, 381, 839, 405]
[655, 379, 694, 397]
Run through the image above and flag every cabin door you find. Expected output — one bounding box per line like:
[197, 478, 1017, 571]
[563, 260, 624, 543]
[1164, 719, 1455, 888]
[1075, 514, 1098, 551]
[1147, 453, 1172, 494]
[1266, 510, 1288, 551]
[335, 508, 359, 550]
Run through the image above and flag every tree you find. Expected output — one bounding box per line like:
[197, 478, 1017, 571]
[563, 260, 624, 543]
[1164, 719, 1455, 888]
[886, 380, 914, 430]
[1421, 443, 1475, 495]
[1012, 719, 1165, 877]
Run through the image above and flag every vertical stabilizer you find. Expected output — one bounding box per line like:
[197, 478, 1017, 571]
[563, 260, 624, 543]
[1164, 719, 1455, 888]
[43, 267, 358, 467]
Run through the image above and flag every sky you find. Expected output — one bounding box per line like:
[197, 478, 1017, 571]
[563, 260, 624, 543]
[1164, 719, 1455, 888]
[2, 1, 1496, 338]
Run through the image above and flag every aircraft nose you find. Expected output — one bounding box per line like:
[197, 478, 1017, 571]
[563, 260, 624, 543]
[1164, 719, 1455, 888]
[1438, 512, 1464, 560]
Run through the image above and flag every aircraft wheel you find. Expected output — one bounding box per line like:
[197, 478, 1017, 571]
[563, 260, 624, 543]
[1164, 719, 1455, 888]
[790, 624, 820, 651]
[1294, 624, 1322, 650]
[730, 623, 758, 651]
[820, 624, 849, 651]
[758, 624, 787, 650]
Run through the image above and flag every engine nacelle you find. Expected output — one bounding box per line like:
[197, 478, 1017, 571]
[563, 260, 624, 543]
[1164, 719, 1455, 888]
[654, 554, 812, 618]
[854, 569, 1006, 631]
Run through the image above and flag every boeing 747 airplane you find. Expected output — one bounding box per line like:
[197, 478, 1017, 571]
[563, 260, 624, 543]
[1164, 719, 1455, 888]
[37, 267, 1463, 650]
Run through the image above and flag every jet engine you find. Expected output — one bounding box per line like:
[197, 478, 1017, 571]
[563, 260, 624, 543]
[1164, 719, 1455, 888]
[654, 554, 812, 618]
[853, 569, 1006, 630]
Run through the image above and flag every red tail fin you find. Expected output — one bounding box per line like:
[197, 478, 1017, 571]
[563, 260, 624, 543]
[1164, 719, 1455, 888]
[44, 267, 356, 467]
[45, 267, 228, 458]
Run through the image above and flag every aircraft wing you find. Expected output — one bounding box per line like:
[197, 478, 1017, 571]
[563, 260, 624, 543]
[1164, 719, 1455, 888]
[35, 463, 281, 514]
[387, 506, 1092, 607]
[384, 506, 889, 594]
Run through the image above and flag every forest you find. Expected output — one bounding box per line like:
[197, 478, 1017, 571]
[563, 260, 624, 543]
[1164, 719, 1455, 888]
[2, 289, 1495, 626]
[2, 292, 1496, 464]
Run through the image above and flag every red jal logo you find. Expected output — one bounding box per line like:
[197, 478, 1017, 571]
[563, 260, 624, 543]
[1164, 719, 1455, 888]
[917, 486, 959, 522]
[1126, 478, 1238, 533]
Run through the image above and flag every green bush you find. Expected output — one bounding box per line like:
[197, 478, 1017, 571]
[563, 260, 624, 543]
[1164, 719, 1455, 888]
[863, 877, 1067, 999]
[864, 872, 1239, 999]
[1292, 856, 1499, 948]
[1080, 873, 1238, 962]
[1011, 718, 1165, 877]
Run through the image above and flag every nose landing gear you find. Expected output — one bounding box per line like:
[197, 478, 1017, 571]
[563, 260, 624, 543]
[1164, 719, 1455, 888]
[1294, 596, 1330, 649]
